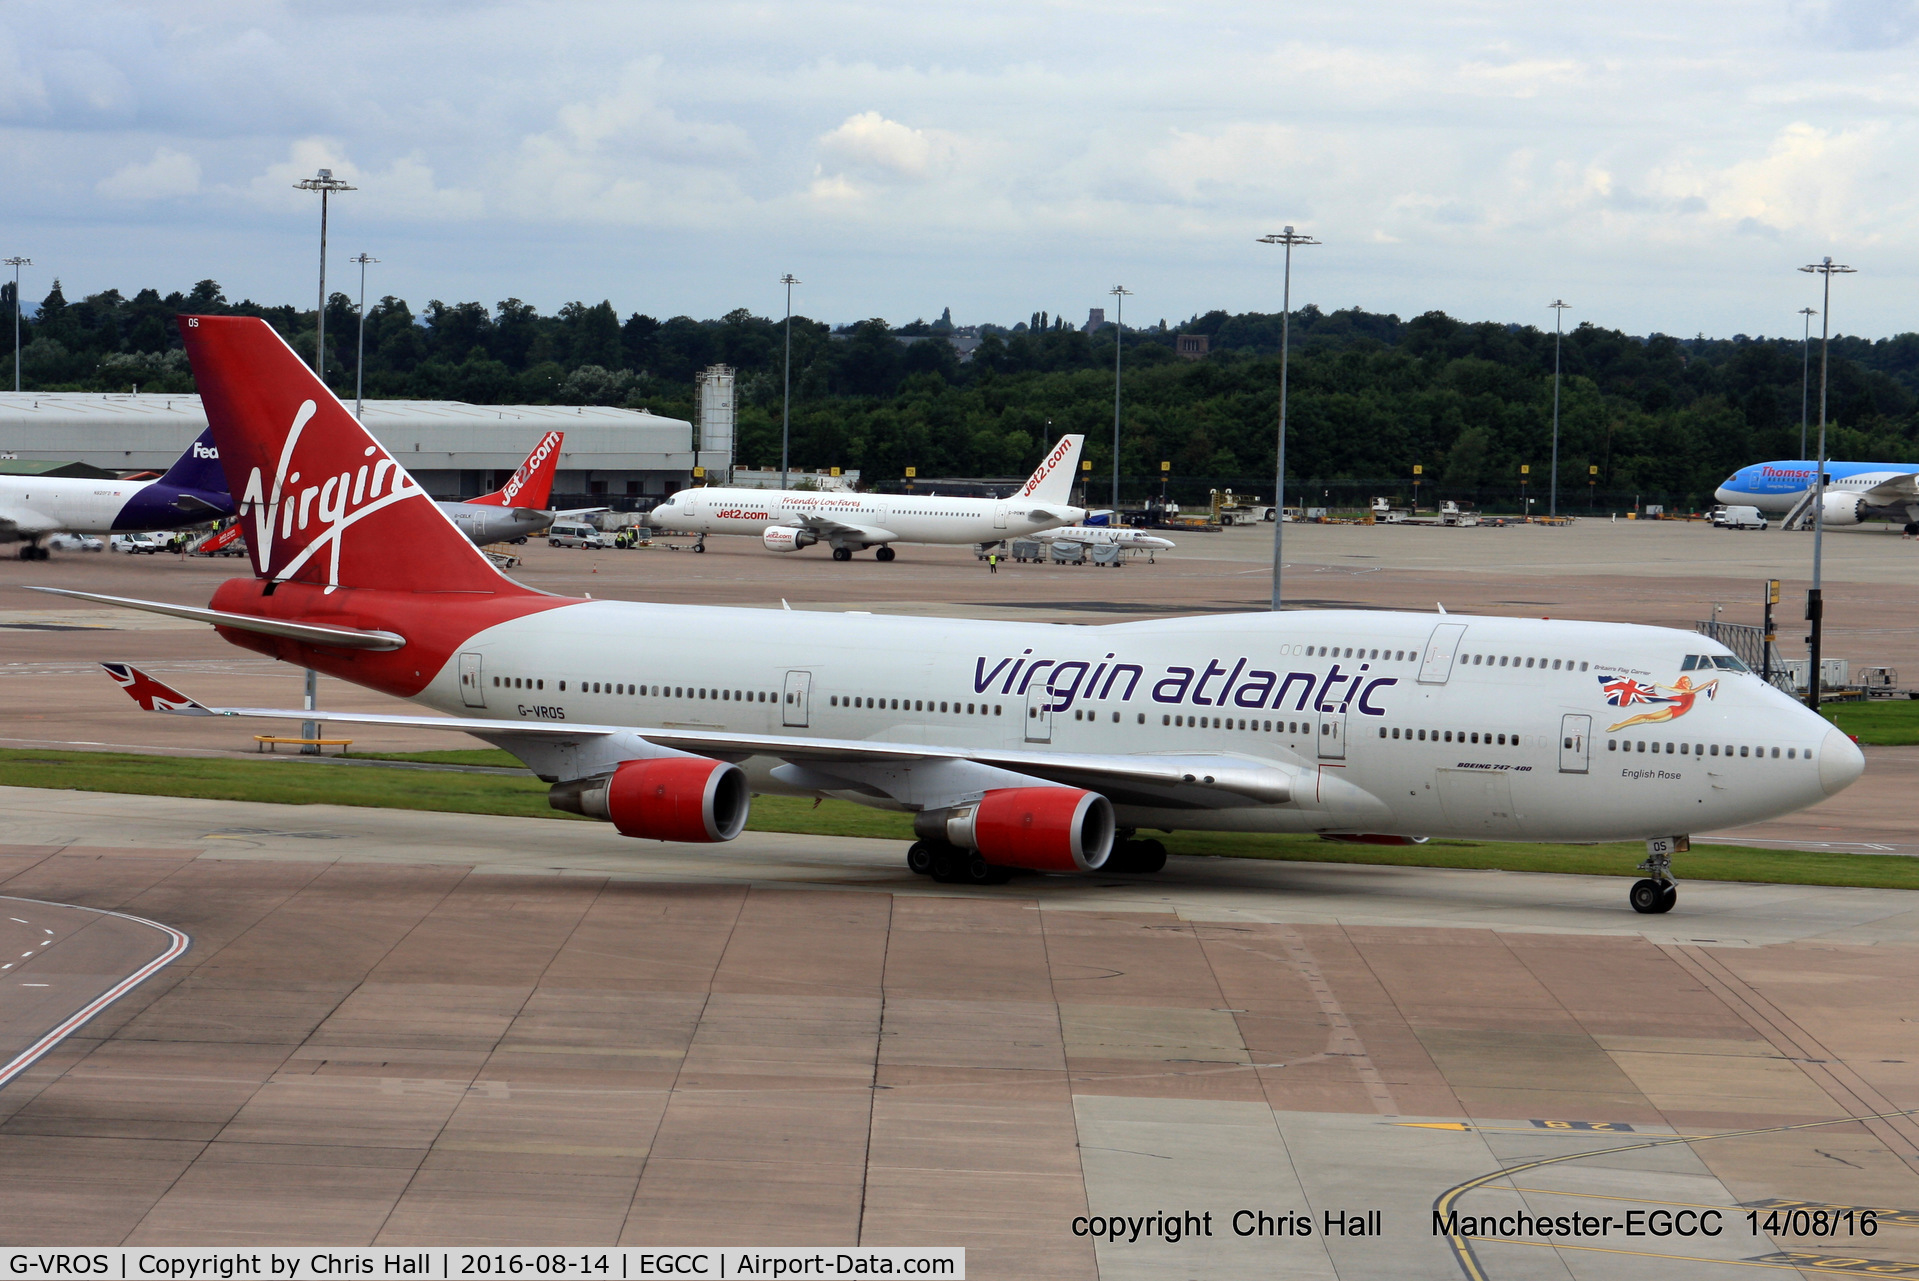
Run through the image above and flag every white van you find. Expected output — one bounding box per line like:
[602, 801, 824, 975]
[1711, 505, 1768, 531]
[110, 533, 166, 554]
[548, 521, 604, 549]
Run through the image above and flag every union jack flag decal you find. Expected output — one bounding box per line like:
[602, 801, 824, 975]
[100, 663, 212, 715]
[1598, 675, 1670, 708]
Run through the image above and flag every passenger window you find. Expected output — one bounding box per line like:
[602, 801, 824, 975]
[1740, 746, 1749, 757]
[1770, 747, 1779, 758]
[1379, 727, 1387, 738]
[1579, 662, 1588, 671]
[1787, 748, 1796, 759]
[1608, 739, 1616, 751]
[1709, 744, 1718, 755]
[1163, 715, 1171, 725]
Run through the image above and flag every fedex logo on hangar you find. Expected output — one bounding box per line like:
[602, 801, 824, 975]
[972, 651, 1398, 715]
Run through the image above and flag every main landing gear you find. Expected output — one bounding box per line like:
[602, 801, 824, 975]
[907, 840, 1012, 884]
[1629, 837, 1684, 914]
[875, 546, 896, 562]
[831, 546, 853, 561]
[16, 543, 48, 561]
[1107, 836, 1168, 873]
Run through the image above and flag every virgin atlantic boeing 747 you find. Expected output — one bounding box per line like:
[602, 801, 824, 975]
[36, 316, 1863, 914]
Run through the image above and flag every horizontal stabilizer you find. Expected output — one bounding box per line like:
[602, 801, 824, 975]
[28, 587, 406, 650]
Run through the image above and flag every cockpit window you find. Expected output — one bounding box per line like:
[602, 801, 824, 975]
[1682, 653, 1752, 674]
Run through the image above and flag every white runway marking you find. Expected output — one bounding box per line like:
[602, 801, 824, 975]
[0, 896, 188, 1092]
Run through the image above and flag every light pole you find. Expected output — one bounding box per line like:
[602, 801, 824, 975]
[1109, 285, 1131, 511]
[1548, 300, 1570, 519]
[1257, 226, 1319, 610]
[780, 274, 800, 490]
[4, 257, 27, 393]
[350, 254, 378, 419]
[294, 168, 355, 383]
[1797, 305, 1817, 459]
[1797, 256, 1855, 713]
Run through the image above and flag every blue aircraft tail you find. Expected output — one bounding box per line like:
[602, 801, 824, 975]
[157, 428, 228, 492]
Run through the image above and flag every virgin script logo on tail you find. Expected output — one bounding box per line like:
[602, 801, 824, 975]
[239, 399, 423, 592]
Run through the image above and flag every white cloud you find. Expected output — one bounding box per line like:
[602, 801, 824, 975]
[816, 112, 956, 181]
[1650, 121, 1916, 241]
[97, 146, 201, 200]
[244, 138, 485, 221]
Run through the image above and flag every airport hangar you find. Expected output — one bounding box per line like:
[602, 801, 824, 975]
[0, 368, 739, 508]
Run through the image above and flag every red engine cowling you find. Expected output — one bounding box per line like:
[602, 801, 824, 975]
[552, 757, 750, 842]
[940, 787, 1115, 872]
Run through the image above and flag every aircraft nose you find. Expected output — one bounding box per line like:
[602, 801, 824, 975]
[1818, 726, 1865, 796]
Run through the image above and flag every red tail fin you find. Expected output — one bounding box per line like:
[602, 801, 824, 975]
[467, 430, 563, 508]
[179, 315, 518, 596]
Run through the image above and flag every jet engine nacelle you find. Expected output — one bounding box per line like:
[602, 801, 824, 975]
[763, 526, 817, 553]
[549, 757, 750, 842]
[1821, 492, 1867, 526]
[918, 786, 1115, 872]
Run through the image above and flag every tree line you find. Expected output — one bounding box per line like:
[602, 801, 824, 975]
[4, 276, 1916, 510]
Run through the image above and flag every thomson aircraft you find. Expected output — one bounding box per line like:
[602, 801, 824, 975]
[1715, 459, 1919, 532]
[41, 317, 1865, 916]
[437, 430, 565, 546]
[1, 428, 233, 559]
[645, 435, 1087, 560]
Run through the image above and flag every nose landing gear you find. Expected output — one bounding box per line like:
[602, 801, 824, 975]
[1629, 837, 1684, 914]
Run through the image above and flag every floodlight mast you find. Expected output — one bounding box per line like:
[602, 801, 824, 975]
[1109, 285, 1132, 511]
[1797, 306, 1817, 460]
[1256, 227, 1320, 611]
[292, 169, 353, 753]
[3, 257, 28, 393]
[780, 274, 800, 491]
[293, 168, 356, 384]
[1797, 256, 1855, 713]
[350, 254, 379, 420]
[1549, 300, 1570, 519]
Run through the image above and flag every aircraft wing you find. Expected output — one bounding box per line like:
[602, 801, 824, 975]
[1858, 474, 1919, 506]
[792, 513, 897, 544]
[0, 503, 63, 538]
[96, 665, 1293, 809]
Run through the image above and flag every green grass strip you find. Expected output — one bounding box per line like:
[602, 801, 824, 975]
[1, 747, 1911, 889]
[1821, 697, 1919, 746]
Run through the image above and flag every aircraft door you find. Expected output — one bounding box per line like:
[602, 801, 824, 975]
[1025, 683, 1053, 743]
[459, 652, 486, 708]
[1419, 623, 1468, 684]
[782, 670, 811, 727]
[994, 503, 1009, 529]
[1316, 709, 1346, 759]
[1559, 714, 1591, 774]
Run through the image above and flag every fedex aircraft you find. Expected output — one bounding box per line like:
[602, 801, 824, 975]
[1, 427, 233, 559]
[437, 430, 564, 546]
[644, 435, 1087, 560]
[1715, 459, 1919, 532]
[41, 317, 1864, 916]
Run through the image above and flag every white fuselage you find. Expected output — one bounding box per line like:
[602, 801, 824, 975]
[415, 605, 1855, 844]
[647, 487, 1086, 548]
[0, 475, 147, 538]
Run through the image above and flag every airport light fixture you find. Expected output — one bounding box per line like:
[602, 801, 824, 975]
[350, 254, 379, 420]
[294, 168, 355, 384]
[1548, 300, 1570, 518]
[1797, 306, 1817, 459]
[1109, 285, 1132, 511]
[1257, 227, 1319, 610]
[4, 256, 27, 393]
[780, 274, 800, 491]
[1797, 256, 1855, 712]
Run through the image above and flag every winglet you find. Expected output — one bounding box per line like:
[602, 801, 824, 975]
[100, 664, 215, 715]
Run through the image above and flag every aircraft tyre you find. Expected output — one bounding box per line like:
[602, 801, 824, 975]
[928, 844, 964, 882]
[1108, 838, 1168, 874]
[875, 546, 896, 562]
[19, 544, 48, 561]
[963, 855, 1013, 885]
[906, 841, 935, 876]
[1629, 878, 1674, 914]
[832, 547, 853, 561]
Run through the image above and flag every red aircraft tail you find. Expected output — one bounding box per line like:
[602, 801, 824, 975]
[467, 430, 563, 509]
[179, 315, 514, 596]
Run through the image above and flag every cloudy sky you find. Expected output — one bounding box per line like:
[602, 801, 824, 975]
[4, 1, 1916, 337]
